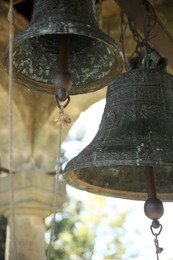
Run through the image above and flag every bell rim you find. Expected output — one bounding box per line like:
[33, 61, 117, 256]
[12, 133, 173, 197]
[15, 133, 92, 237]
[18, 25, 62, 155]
[64, 154, 173, 202]
[64, 163, 173, 202]
[64, 171, 173, 202]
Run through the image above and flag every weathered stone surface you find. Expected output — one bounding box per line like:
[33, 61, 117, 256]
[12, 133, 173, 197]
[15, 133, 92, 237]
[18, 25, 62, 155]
[0, 168, 66, 217]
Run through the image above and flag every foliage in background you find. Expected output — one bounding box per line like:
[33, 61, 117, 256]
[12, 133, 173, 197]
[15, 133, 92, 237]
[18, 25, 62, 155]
[45, 193, 132, 260]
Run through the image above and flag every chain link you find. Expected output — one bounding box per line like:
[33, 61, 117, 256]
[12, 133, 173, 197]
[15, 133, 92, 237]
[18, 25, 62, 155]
[143, 0, 157, 43]
[154, 234, 164, 260]
[150, 222, 163, 260]
[128, 17, 145, 55]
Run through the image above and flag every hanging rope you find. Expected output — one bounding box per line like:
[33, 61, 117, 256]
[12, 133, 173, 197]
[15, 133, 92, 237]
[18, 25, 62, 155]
[96, 0, 103, 29]
[7, 1, 17, 259]
[98, 0, 103, 29]
[120, 11, 128, 71]
[47, 106, 72, 260]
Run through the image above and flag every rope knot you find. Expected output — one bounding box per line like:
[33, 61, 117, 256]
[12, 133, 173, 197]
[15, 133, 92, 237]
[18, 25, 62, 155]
[54, 110, 72, 127]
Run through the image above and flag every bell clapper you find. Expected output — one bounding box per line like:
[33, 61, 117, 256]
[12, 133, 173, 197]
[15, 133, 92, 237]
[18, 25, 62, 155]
[144, 166, 164, 259]
[54, 34, 72, 105]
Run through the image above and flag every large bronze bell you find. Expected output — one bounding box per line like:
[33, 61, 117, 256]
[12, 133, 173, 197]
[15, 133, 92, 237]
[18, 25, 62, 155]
[64, 50, 173, 201]
[4, 0, 122, 95]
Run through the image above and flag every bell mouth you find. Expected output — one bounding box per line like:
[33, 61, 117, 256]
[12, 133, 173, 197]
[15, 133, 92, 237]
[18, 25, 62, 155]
[4, 23, 123, 95]
[64, 165, 173, 201]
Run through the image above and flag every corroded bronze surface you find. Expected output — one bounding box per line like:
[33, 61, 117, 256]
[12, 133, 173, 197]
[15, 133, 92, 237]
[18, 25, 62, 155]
[64, 64, 173, 201]
[4, 0, 123, 95]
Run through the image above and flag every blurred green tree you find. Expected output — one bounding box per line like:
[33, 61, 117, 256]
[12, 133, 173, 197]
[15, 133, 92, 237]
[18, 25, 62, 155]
[45, 193, 131, 260]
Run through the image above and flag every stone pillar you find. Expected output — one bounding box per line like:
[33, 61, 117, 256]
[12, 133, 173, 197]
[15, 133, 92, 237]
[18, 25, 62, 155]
[0, 168, 66, 260]
[5, 216, 45, 260]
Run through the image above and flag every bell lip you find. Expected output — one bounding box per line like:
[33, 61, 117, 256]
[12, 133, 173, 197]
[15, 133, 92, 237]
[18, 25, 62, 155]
[4, 21, 123, 95]
[64, 171, 173, 202]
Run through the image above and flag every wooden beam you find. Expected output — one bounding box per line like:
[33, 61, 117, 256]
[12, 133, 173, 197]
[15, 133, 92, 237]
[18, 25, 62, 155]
[115, 0, 173, 68]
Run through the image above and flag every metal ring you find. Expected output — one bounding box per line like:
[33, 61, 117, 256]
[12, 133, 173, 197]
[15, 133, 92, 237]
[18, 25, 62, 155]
[55, 95, 71, 110]
[150, 223, 163, 237]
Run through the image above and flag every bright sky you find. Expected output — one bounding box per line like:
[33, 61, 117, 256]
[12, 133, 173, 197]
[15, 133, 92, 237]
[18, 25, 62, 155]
[62, 99, 173, 260]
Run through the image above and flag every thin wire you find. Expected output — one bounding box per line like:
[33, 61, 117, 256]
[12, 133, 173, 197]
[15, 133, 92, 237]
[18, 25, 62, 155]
[47, 121, 63, 260]
[7, 1, 17, 259]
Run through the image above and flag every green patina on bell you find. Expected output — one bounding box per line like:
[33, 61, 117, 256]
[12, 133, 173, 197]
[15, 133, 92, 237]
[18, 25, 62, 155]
[4, 0, 123, 95]
[64, 49, 173, 201]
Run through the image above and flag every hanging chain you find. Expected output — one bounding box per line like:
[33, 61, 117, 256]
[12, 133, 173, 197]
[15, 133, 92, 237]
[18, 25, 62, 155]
[120, 8, 145, 68]
[143, 0, 157, 44]
[150, 221, 163, 260]
[129, 0, 157, 52]
[128, 17, 144, 55]
[120, 0, 158, 67]
[7, 1, 17, 259]
[47, 102, 72, 260]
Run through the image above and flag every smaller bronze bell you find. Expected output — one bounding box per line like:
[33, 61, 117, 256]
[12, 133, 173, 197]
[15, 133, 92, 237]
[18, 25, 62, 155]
[4, 0, 123, 95]
[64, 49, 173, 201]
